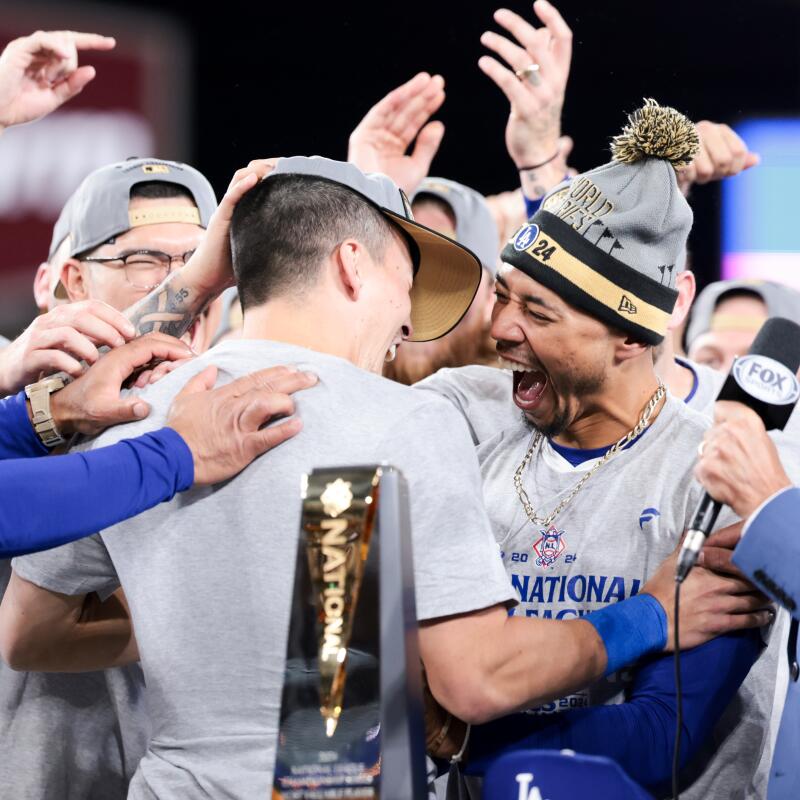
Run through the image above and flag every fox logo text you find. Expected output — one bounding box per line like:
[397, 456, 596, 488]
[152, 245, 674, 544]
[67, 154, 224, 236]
[516, 773, 547, 800]
[733, 355, 800, 405]
[533, 526, 567, 569]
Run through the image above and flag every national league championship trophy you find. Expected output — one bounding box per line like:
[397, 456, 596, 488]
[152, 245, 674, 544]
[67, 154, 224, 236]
[272, 465, 427, 799]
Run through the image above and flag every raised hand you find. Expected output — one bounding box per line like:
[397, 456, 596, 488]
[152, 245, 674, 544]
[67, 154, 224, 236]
[122, 159, 278, 344]
[348, 72, 445, 195]
[180, 158, 278, 297]
[0, 30, 116, 132]
[479, 0, 572, 181]
[677, 121, 760, 196]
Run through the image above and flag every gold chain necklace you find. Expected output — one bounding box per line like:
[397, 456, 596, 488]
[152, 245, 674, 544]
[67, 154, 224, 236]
[513, 382, 666, 529]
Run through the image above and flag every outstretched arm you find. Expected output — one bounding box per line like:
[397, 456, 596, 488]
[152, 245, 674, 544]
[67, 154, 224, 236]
[422, 540, 770, 726]
[464, 628, 761, 787]
[479, 1, 573, 217]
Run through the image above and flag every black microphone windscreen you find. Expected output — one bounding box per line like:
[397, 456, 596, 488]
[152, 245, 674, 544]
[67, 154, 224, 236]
[716, 317, 800, 431]
[748, 317, 800, 373]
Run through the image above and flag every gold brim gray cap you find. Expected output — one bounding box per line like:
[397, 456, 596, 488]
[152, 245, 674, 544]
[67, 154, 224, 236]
[411, 177, 499, 272]
[50, 157, 217, 299]
[268, 156, 482, 342]
[501, 99, 700, 345]
[685, 279, 800, 350]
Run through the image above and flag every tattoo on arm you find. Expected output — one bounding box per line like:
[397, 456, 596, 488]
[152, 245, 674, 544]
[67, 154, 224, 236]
[519, 156, 568, 202]
[124, 272, 212, 339]
[520, 169, 547, 200]
[44, 272, 215, 387]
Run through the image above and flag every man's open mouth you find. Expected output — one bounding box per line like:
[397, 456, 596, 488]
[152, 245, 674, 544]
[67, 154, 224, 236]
[500, 356, 549, 411]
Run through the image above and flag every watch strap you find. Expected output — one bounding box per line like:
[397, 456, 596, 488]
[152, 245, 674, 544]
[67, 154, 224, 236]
[25, 377, 66, 448]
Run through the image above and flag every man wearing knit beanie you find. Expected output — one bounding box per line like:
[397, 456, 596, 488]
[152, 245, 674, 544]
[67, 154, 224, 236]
[422, 101, 786, 799]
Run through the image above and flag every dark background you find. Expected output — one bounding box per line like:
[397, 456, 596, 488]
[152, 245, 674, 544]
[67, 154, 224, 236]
[25, 0, 800, 290]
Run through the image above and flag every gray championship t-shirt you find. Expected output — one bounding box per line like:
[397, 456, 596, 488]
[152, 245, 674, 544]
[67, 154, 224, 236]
[0, 566, 147, 799]
[14, 340, 514, 800]
[424, 368, 782, 800]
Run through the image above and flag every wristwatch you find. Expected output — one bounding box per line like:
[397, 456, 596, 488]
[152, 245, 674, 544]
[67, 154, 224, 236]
[24, 376, 66, 447]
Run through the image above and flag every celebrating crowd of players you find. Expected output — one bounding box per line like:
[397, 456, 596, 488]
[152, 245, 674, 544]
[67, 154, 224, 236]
[0, 5, 799, 799]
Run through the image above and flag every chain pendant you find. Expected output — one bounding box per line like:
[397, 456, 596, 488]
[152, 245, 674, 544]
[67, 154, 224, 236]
[513, 383, 666, 529]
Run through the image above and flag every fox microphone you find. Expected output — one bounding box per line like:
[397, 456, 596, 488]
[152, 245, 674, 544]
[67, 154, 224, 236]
[676, 317, 800, 582]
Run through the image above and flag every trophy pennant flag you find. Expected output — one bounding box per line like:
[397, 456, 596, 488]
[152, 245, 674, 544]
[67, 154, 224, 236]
[311, 475, 376, 737]
[272, 465, 427, 800]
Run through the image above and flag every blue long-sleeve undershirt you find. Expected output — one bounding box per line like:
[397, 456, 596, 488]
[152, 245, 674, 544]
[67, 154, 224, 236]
[0, 391, 194, 558]
[0, 391, 49, 460]
[465, 629, 762, 789]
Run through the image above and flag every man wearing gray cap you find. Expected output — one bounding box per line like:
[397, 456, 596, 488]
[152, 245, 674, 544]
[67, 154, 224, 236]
[51, 156, 220, 352]
[0, 156, 221, 800]
[0, 155, 755, 798]
[686, 278, 800, 375]
[683, 280, 800, 442]
[0, 157, 222, 402]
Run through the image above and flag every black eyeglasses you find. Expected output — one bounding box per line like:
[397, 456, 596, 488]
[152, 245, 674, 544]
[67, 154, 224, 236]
[81, 249, 197, 290]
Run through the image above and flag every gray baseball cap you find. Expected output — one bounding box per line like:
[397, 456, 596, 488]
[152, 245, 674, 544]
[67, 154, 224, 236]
[411, 177, 499, 272]
[267, 156, 482, 342]
[50, 157, 217, 299]
[685, 279, 800, 350]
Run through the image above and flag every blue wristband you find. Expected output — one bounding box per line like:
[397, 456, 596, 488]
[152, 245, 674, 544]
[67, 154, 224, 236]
[586, 593, 667, 676]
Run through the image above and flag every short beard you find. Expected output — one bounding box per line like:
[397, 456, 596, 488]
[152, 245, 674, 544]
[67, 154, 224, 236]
[522, 367, 607, 439]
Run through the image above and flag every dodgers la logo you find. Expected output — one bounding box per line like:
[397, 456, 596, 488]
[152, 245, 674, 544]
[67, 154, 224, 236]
[513, 223, 539, 252]
[533, 525, 567, 569]
[516, 773, 545, 800]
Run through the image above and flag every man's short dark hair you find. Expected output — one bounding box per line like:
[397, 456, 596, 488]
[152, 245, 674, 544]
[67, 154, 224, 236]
[130, 180, 196, 202]
[230, 174, 395, 310]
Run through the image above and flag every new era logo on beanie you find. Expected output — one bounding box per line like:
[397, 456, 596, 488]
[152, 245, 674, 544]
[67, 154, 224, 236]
[502, 99, 700, 345]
